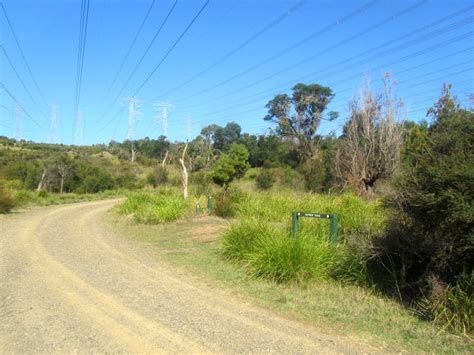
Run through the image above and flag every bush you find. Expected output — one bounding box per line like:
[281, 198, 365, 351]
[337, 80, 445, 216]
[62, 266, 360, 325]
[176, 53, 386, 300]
[117, 188, 187, 224]
[213, 191, 235, 218]
[368, 89, 474, 333]
[147, 166, 168, 187]
[190, 170, 212, 196]
[416, 274, 473, 334]
[222, 218, 337, 284]
[213, 188, 247, 218]
[255, 169, 275, 190]
[0, 187, 15, 213]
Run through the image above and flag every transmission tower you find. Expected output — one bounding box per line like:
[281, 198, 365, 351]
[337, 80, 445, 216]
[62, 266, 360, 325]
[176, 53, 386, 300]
[15, 103, 23, 141]
[74, 108, 84, 145]
[49, 104, 58, 144]
[122, 96, 143, 162]
[153, 101, 174, 138]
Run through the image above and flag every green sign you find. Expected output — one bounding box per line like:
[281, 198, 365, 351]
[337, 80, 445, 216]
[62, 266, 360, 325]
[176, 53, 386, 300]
[291, 211, 338, 244]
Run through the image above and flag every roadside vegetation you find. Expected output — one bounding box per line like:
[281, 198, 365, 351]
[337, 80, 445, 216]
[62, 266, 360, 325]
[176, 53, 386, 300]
[1, 80, 472, 349]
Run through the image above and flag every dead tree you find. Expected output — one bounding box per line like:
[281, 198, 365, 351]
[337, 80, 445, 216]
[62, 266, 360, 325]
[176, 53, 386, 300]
[179, 143, 189, 199]
[335, 74, 403, 197]
[57, 162, 68, 194]
[37, 166, 48, 192]
[161, 150, 169, 167]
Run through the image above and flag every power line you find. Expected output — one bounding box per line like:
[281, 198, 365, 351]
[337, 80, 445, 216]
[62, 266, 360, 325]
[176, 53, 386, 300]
[73, 0, 90, 138]
[231, 90, 473, 134]
[101, 0, 211, 134]
[178, 26, 472, 120]
[0, 2, 49, 109]
[172, 0, 428, 104]
[159, 0, 377, 102]
[0, 45, 49, 121]
[95, 0, 157, 112]
[180, 6, 473, 112]
[98, 0, 178, 118]
[156, 0, 307, 98]
[180, 61, 473, 129]
[0, 82, 44, 129]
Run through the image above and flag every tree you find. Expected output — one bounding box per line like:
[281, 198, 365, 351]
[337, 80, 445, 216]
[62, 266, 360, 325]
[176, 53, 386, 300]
[179, 143, 189, 199]
[369, 85, 473, 332]
[211, 143, 249, 188]
[215, 122, 241, 151]
[264, 83, 337, 159]
[335, 75, 403, 196]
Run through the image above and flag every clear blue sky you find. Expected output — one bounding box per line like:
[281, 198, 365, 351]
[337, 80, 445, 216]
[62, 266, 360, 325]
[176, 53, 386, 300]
[0, 0, 472, 144]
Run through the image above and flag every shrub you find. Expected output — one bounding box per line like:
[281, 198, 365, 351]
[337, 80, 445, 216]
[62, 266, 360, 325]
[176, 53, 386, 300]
[117, 188, 187, 224]
[0, 187, 15, 213]
[222, 218, 268, 260]
[368, 88, 474, 333]
[190, 170, 212, 196]
[213, 191, 235, 218]
[213, 188, 247, 218]
[416, 274, 473, 334]
[222, 218, 337, 284]
[255, 169, 275, 190]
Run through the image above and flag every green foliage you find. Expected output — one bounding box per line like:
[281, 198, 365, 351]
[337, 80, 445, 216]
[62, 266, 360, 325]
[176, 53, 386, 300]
[264, 83, 336, 159]
[220, 191, 386, 284]
[222, 218, 337, 284]
[117, 188, 188, 224]
[211, 143, 250, 188]
[371, 88, 474, 333]
[255, 169, 275, 190]
[416, 274, 473, 334]
[212, 188, 247, 218]
[146, 166, 169, 187]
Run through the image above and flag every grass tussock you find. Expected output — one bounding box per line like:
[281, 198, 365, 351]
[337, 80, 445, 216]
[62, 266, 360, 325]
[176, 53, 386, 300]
[222, 219, 336, 283]
[117, 187, 189, 224]
[221, 191, 384, 285]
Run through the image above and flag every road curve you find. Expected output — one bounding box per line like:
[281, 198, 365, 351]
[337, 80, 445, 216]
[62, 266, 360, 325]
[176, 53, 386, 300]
[1, 199, 360, 353]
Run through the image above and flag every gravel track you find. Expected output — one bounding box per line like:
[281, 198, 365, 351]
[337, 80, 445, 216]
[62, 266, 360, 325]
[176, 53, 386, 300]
[0, 199, 364, 353]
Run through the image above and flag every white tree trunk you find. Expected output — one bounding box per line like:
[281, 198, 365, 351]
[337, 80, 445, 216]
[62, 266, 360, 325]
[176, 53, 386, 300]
[161, 150, 169, 167]
[179, 144, 189, 199]
[37, 167, 48, 192]
[131, 142, 136, 163]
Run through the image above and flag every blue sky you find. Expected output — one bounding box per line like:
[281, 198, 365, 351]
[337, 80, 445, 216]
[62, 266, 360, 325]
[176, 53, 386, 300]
[0, 0, 472, 144]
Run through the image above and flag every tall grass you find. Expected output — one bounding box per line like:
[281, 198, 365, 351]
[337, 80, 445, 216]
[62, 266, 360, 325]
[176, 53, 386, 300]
[221, 191, 386, 285]
[117, 187, 189, 224]
[223, 218, 337, 283]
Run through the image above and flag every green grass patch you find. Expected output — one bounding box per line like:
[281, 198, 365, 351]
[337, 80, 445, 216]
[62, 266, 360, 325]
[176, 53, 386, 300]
[222, 218, 336, 283]
[107, 213, 473, 353]
[116, 187, 190, 224]
[219, 191, 385, 285]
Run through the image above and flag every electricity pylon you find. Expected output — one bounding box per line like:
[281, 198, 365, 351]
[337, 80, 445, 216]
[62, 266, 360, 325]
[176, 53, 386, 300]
[122, 96, 142, 162]
[153, 101, 174, 138]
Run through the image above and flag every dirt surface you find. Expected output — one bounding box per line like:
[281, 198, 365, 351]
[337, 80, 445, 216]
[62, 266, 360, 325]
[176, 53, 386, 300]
[1, 199, 367, 353]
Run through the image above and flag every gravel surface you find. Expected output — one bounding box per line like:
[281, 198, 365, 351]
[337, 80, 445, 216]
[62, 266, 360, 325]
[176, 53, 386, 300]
[0, 199, 366, 353]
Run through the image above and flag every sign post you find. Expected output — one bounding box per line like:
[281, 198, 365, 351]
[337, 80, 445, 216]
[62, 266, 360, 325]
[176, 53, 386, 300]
[207, 195, 214, 214]
[291, 211, 338, 244]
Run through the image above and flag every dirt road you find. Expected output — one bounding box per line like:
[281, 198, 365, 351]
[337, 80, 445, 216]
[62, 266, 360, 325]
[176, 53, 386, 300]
[0, 200, 362, 353]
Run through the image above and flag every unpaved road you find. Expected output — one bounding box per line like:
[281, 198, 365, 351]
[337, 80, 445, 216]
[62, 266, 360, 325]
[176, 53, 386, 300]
[1, 200, 365, 353]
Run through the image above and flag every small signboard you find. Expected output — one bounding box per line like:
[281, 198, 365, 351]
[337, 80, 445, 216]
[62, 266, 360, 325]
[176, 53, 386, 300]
[291, 211, 338, 244]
